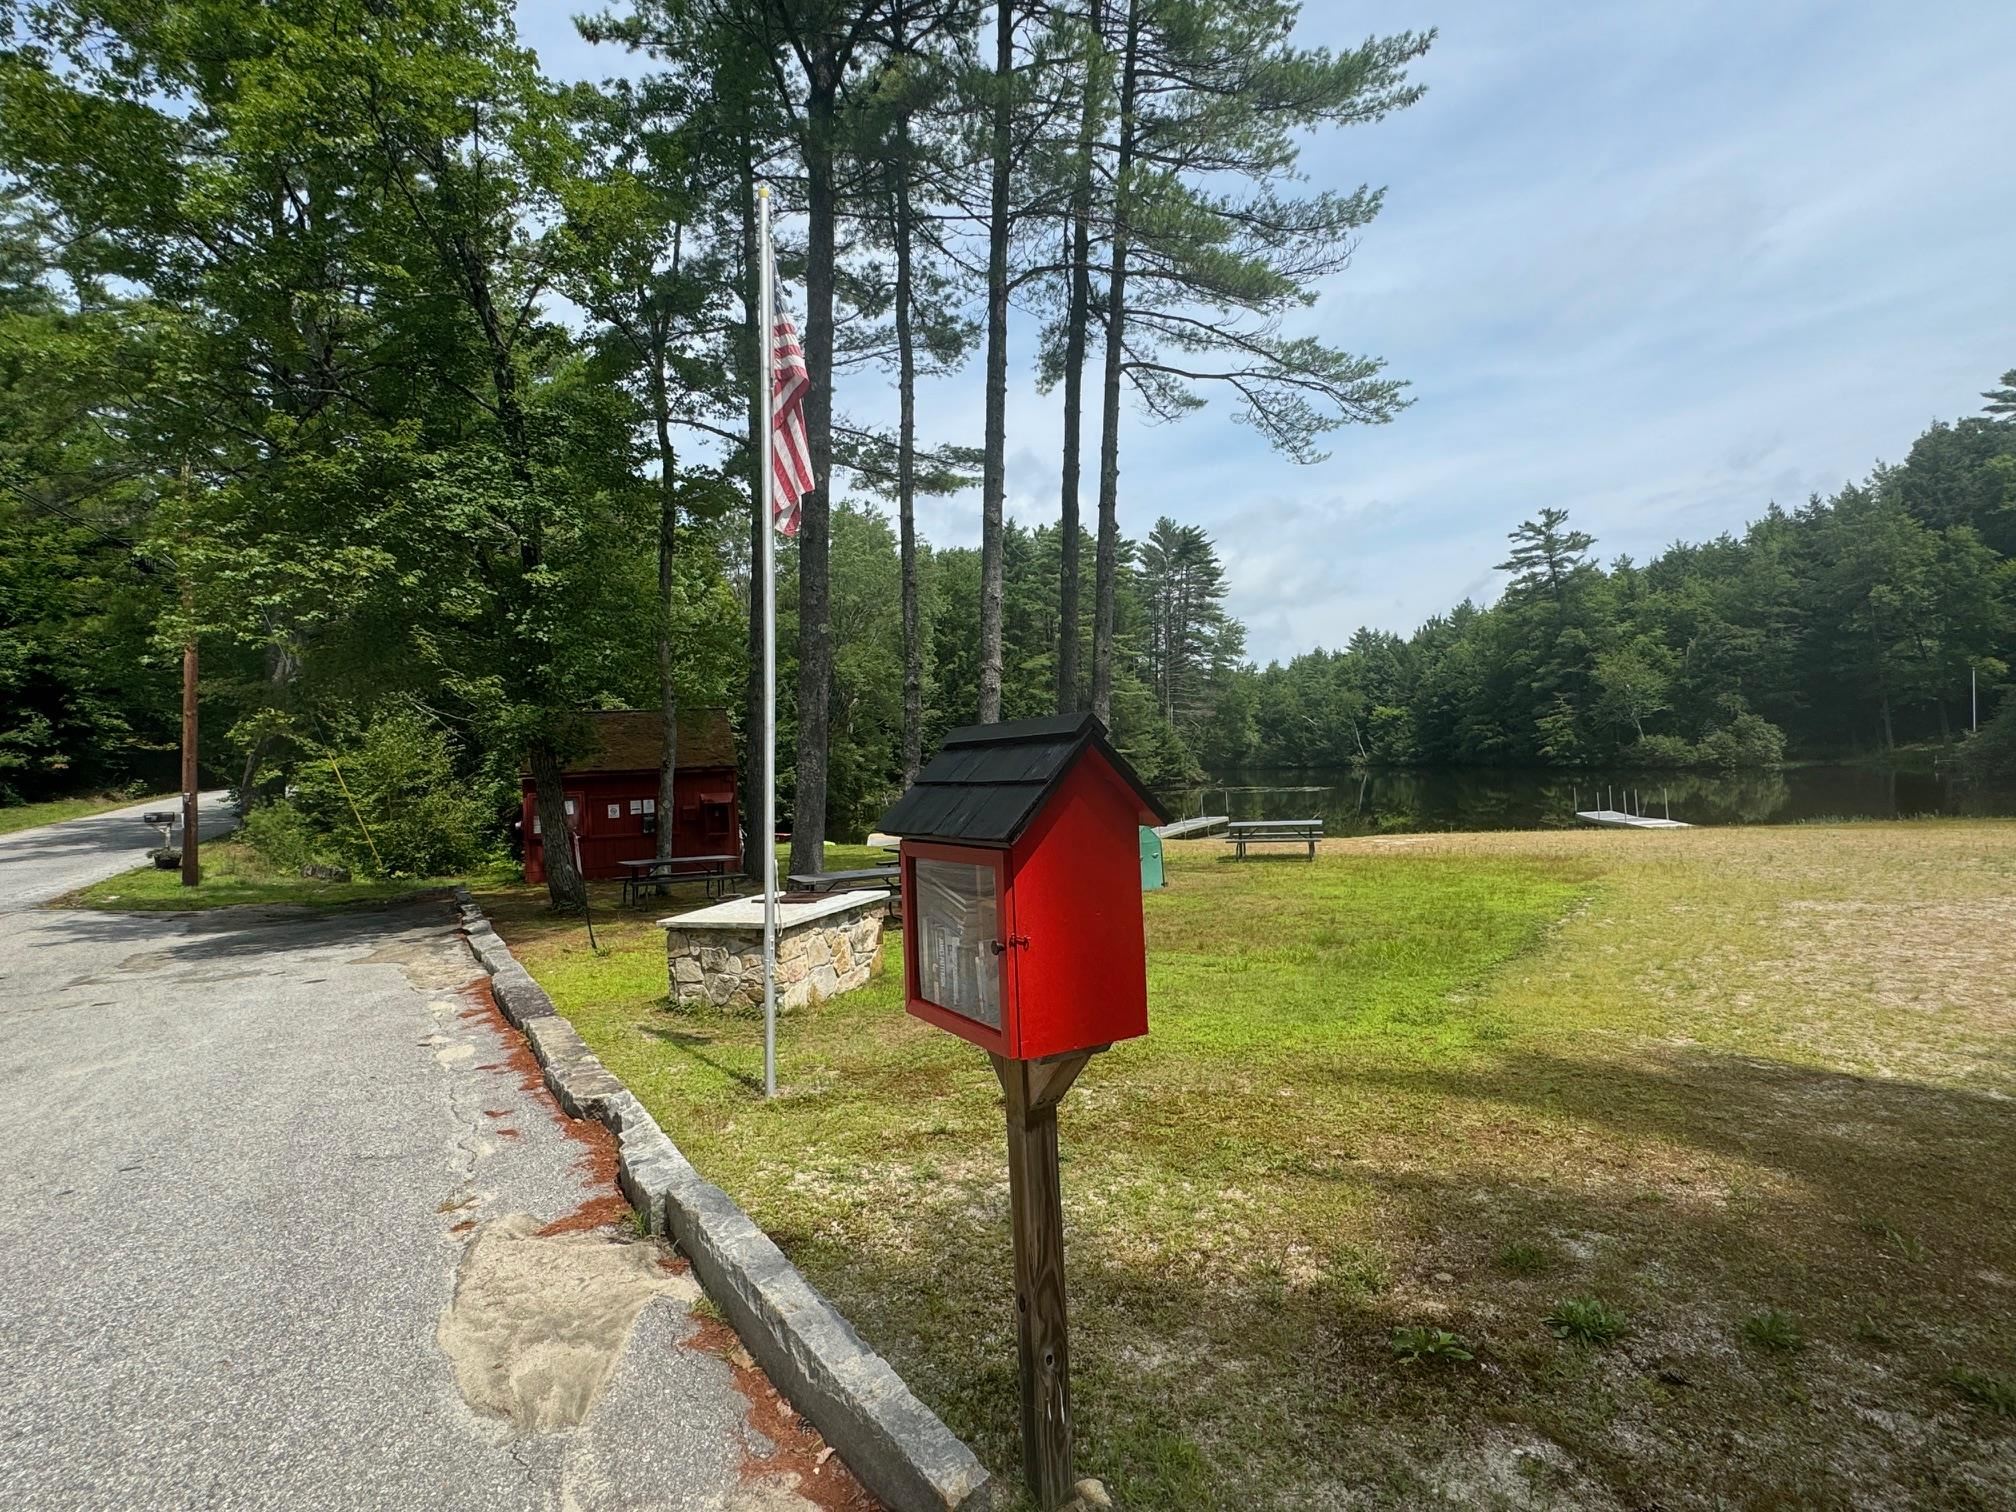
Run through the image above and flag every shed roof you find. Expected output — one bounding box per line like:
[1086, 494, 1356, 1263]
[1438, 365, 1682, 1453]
[527, 709, 736, 778]
[874, 711, 1169, 845]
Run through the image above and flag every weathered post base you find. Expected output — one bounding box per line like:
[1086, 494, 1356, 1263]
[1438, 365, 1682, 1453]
[992, 1049, 1098, 1511]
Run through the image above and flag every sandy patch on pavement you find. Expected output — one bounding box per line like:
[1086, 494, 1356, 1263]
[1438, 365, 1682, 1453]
[438, 1213, 699, 1434]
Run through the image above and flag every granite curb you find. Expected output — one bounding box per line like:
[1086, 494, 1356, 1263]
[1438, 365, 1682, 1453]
[450, 887, 995, 1512]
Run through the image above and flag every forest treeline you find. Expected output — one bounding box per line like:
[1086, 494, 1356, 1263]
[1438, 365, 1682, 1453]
[0, 0, 1428, 905]
[785, 378, 2016, 814]
[1210, 383, 2016, 774]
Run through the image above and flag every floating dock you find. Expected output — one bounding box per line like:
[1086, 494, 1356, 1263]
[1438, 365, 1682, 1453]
[1575, 809, 1691, 830]
[1154, 815, 1229, 839]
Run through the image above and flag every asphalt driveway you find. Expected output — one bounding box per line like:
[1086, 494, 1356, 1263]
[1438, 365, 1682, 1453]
[0, 791, 238, 910]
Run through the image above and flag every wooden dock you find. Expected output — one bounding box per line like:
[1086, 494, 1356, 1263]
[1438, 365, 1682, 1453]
[1575, 809, 1691, 830]
[1155, 815, 1229, 839]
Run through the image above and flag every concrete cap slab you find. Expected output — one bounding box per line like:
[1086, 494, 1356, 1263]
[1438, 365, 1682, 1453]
[657, 891, 885, 932]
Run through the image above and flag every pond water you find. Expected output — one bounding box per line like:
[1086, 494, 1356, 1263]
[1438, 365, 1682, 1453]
[1176, 764, 2016, 836]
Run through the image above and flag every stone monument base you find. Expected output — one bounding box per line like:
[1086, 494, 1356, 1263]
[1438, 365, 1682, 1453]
[660, 891, 887, 1014]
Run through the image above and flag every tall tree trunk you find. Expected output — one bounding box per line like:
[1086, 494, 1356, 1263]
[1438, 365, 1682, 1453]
[528, 739, 587, 911]
[894, 145, 924, 786]
[792, 75, 839, 874]
[1055, 217, 1087, 713]
[453, 192, 580, 909]
[235, 638, 296, 807]
[650, 340, 680, 863]
[1161, 580, 1175, 722]
[977, 0, 1015, 724]
[1090, 0, 1141, 727]
[1055, 2, 1102, 713]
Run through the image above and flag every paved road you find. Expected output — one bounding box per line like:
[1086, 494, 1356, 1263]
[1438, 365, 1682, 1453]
[0, 808, 800, 1510]
[0, 792, 239, 911]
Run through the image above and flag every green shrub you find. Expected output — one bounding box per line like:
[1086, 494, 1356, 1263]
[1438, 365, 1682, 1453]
[1624, 734, 1696, 769]
[291, 709, 503, 878]
[238, 799, 326, 873]
[1958, 700, 2016, 784]
[1699, 712, 1788, 770]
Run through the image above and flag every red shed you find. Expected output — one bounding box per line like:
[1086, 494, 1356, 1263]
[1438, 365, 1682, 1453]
[521, 709, 740, 884]
[875, 711, 1170, 1060]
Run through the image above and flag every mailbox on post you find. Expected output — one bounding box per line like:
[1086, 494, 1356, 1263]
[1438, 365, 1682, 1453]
[877, 711, 1169, 1509]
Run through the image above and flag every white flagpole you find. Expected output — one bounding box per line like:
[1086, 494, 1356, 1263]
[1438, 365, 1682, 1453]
[758, 185, 779, 1101]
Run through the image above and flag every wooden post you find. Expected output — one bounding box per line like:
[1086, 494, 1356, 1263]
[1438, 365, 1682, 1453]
[992, 1050, 1095, 1511]
[180, 633, 199, 888]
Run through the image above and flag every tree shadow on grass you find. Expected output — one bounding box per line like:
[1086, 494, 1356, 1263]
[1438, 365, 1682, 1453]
[1212, 851, 1323, 866]
[1325, 1043, 2016, 1270]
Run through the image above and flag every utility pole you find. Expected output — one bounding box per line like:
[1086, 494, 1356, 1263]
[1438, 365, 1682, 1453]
[180, 631, 199, 887]
[177, 459, 200, 888]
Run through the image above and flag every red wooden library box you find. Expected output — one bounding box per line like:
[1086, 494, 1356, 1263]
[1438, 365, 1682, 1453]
[875, 711, 1170, 1060]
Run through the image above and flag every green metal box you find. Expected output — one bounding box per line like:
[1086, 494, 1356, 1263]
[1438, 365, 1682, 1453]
[1139, 826, 1165, 890]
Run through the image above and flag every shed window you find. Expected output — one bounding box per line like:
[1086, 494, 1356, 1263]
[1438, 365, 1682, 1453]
[914, 858, 1002, 1029]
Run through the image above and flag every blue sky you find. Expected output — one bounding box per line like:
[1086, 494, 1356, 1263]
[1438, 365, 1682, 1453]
[518, 1, 2016, 665]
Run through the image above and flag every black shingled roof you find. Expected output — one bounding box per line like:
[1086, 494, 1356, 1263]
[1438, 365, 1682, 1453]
[874, 710, 1170, 846]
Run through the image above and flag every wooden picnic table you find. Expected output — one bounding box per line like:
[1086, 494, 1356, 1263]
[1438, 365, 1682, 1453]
[1225, 818, 1323, 859]
[618, 854, 740, 904]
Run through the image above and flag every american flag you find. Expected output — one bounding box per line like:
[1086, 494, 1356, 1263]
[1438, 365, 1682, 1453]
[769, 254, 815, 537]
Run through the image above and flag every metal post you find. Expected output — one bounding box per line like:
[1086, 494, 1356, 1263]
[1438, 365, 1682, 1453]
[758, 186, 779, 1101]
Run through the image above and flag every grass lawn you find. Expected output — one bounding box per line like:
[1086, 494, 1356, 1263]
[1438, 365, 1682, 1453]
[487, 823, 2016, 1510]
[69, 838, 459, 911]
[0, 792, 167, 837]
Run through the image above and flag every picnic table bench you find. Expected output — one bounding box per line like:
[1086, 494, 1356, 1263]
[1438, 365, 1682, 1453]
[784, 864, 899, 894]
[1225, 818, 1323, 859]
[618, 854, 740, 905]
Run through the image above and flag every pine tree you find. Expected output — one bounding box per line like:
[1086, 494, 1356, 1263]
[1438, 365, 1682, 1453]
[1082, 1, 1431, 721]
[1496, 509, 1597, 604]
[842, 0, 980, 779]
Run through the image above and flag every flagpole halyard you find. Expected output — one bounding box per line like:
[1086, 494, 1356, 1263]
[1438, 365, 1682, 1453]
[758, 184, 778, 1101]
